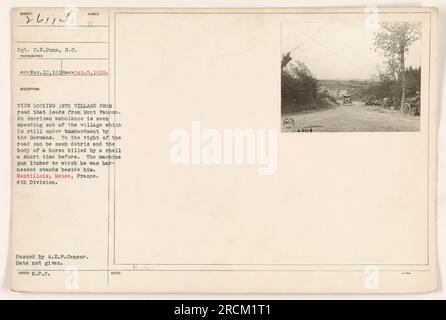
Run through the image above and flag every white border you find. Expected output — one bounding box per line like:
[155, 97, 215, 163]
[1, 0, 445, 300]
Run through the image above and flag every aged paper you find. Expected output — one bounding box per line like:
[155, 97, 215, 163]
[11, 7, 438, 293]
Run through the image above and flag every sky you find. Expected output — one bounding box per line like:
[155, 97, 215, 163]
[281, 22, 421, 80]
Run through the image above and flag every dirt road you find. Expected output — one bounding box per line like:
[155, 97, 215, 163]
[282, 101, 420, 132]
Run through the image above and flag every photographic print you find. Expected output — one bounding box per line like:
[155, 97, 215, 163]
[281, 22, 422, 132]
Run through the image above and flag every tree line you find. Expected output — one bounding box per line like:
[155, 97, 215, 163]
[363, 22, 421, 110]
